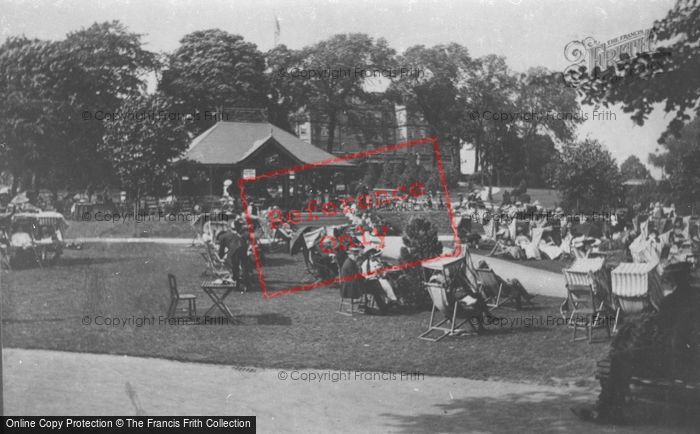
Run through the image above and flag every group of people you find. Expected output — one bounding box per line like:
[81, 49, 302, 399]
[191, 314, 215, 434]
[210, 216, 251, 290]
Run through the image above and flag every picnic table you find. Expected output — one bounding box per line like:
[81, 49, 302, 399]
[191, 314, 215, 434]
[200, 278, 240, 323]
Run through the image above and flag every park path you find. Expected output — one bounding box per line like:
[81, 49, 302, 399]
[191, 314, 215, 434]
[3, 348, 675, 434]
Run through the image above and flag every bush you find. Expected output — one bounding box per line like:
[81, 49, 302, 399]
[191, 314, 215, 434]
[397, 216, 443, 307]
[518, 193, 531, 204]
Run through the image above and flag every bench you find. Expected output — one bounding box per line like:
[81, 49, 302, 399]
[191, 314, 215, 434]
[596, 358, 700, 402]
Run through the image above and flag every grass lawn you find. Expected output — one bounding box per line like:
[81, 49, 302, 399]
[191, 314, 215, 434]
[65, 219, 197, 239]
[377, 210, 453, 235]
[2, 242, 607, 385]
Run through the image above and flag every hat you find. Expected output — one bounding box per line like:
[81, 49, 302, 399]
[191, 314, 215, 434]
[363, 246, 382, 256]
[348, 247, 364, 255]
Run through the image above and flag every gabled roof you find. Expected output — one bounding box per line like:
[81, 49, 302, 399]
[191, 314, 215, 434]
[184, 121, 352, 167]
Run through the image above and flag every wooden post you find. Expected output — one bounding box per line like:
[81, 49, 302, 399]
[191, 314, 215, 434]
[209, 166, 214, 196]
[0, 256, 4, 415]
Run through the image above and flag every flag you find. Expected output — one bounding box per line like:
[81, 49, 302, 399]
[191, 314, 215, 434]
[274, 15, 281, 46]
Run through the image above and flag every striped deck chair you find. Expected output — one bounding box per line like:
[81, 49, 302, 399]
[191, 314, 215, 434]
[565, 277, 612, 343]
[560, 257, 611, 321]
[610, 262, 663, 333]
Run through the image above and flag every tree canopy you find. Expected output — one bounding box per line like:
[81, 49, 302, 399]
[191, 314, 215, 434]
[159, 29, 267, 134]
[548, 138, 623, 211]
[620, 155, 652, 180]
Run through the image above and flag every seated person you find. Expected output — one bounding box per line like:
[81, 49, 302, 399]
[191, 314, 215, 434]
[452, 273, 500, 329]
[430, 272, 497, 331]
[476, 260, 535, 309]
[340, 247, 388, 314]
[360, 249, 398, 302]
[572, 262, 700, 424]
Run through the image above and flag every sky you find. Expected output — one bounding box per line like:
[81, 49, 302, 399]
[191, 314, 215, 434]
[0, 0, 677, 177]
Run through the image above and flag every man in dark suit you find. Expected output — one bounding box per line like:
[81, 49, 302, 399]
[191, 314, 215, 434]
[217, 220, 243, 286]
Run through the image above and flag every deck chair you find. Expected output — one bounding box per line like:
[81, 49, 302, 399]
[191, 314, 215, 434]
[565, 281, 611, 343]
[475, 268, 516, 310]
[417, 281, 477, 342]
[560, 259, 611, 320]
[488, 239, 510, 257]
[201, 252, 231, 278]
[167, 274, 197, 318]
[524, 227, 544, 260]
[610, 262, 662, 333]
[571, 242, 591, 259]
[0, 246, 10, 271]
[203, 244, 232, 276]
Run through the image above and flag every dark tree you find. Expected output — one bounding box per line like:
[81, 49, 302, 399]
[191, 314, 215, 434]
[548, 138, 623, 212]
[620, 155, 652, 180]
[160, 29, 267, 133]
[578, 0, 698, 142]
[298, 34, 395, 153]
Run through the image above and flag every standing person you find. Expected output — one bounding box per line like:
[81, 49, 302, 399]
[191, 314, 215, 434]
[217, 221, 243, 288]
[235, 216, 252, 289]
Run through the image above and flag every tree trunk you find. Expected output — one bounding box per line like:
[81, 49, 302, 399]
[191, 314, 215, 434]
[326, 111, 337, 154]
[134, 186, 140, 237]
[11, 169, 21, 196]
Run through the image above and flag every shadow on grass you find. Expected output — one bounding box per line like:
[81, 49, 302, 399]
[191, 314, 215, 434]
[242, 312, 293, 325]
[1, 316, 84, 324]
[54, 257, 135, 267]
[184, 313, 292, 326]
[260, 256, 296, 267]
[380, 388, 699, 433]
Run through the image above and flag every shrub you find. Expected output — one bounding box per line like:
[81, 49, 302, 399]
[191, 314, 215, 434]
[397, 216, 443, 307]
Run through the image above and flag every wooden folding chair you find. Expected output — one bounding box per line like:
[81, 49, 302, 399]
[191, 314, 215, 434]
[475, 268, 516, 310]
[418, 282, 477, 342]
[565, 283, 611, 343]
[488, 239, 510, 257]
[337, 279, 374, 316]
[0, 246, 10, 271]
[167, 274, 197, 318]
[201, 252, 231, 278]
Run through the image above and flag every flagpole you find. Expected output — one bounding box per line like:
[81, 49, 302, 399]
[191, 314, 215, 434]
[274, 14, 280, 47]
